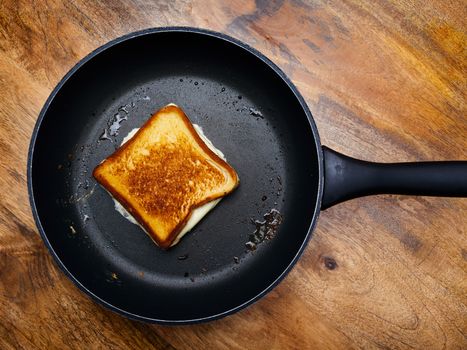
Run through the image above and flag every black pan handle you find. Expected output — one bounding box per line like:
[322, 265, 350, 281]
[322, 146, 467, 209]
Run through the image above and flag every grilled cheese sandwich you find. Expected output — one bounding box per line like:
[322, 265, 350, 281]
[93, 104, 239, 248]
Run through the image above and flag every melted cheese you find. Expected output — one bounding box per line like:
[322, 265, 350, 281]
[113, 120, 226, 246]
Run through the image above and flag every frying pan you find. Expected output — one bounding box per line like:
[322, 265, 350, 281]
[27, 27, 467, 323]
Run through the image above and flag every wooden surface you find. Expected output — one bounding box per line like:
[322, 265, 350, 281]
[0, 0, 466, 349]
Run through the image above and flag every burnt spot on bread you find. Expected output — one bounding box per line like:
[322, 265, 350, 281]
[122, 141, 225, 226]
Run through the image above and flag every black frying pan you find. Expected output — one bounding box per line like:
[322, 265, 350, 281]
[28, 28, 467, 323]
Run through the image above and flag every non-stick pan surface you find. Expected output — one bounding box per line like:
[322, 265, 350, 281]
[28, 28, 322, 323]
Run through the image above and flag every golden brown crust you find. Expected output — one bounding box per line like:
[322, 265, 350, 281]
[93, 104, 239, 249]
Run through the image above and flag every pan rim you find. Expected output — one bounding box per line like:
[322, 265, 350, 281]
[27, 26, 324, 324]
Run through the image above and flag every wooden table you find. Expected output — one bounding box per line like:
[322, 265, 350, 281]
[0, 1, 465, 349]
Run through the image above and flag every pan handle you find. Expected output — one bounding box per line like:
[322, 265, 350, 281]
[321, 146, 467, 209]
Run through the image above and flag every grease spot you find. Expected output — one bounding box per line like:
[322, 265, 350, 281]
[99, 129, 111, 141]
[246, 209, 283, 250]
[249, 107, 264, 118]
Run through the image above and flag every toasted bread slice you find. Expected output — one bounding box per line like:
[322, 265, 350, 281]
[93, 104, 239, 249]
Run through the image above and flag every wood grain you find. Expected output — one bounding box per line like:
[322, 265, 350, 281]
[0, 0, 466, 349]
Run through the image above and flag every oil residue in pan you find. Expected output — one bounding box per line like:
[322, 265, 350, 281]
[99, 95, 151, 141]
[246, 208, 283, 251]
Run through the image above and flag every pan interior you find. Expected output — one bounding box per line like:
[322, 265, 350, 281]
[30, 30, 320, 321]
